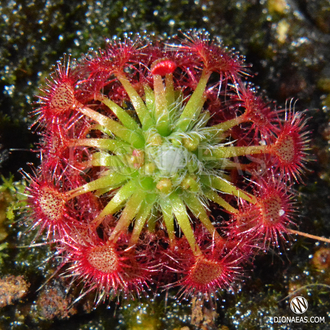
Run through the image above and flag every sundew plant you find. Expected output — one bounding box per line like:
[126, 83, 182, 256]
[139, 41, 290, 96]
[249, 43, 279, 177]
[24, 30, 313, 304]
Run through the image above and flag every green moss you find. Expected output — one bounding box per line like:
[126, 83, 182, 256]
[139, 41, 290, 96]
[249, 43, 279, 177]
[0, 175, 27, 221]
[0, 175, 27, 270]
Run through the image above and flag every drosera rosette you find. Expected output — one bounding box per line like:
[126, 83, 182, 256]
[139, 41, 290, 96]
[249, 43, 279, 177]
[23, 29, 329, 304]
